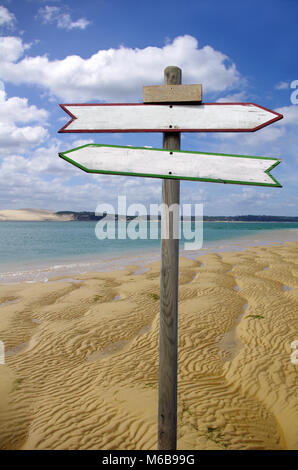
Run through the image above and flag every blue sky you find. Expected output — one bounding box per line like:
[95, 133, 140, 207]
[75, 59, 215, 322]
[0, 0, 297, 215]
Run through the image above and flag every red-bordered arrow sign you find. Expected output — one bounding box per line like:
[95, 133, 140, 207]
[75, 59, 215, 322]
[58, 102, 283, 133]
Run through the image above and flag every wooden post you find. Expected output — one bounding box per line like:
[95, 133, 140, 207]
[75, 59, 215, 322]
[158, 66, 181, 450]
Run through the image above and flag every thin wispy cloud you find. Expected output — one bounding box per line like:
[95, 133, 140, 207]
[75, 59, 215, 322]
[275, 81, 289, 90]
[37, 5, 90, 30]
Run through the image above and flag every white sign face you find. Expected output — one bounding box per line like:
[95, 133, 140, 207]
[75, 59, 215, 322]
[59, 144, 282, 188]
[59, 103, 283, 133]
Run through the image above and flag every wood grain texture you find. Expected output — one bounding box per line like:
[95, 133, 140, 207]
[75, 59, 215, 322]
[143, 84, 202, 103]
[59, 103, 283, 133]
[59, 144, 281, 187]
[158, 66, 181, 451]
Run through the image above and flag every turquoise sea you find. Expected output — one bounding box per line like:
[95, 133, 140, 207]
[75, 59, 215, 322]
[0, 221, 298, 282]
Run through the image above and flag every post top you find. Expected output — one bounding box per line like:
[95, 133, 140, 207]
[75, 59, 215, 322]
[164, 66, 182, 85]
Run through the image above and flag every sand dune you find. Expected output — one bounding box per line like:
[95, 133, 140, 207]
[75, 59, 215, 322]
[0, 242, 297, 450]
[0, 209, 74, 221]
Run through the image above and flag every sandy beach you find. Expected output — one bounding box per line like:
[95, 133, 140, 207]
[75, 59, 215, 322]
[0, 209, 74, 222]
[0, 240, 297, 450]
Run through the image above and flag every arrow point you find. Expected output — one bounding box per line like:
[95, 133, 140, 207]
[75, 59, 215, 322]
[274, 111, 283, 122]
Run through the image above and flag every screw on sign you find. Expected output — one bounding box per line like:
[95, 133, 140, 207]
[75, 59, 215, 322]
[58, 66, 283, 451]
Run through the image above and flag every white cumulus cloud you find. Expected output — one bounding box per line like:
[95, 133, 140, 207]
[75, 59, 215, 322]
[0, 81, 48, 124]
[0, 122, 48, 153]
[0, 36, 30, 62]
[275, 105, 298, 126]
[0, 81, 48, 154]
[0, 35, 242, 101]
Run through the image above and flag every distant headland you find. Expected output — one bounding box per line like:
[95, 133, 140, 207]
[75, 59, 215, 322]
[0, 209, 297, 222]
[0, 209, 74, 221]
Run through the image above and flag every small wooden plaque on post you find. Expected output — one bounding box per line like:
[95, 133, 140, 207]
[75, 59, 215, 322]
[143, 84, 202, 104]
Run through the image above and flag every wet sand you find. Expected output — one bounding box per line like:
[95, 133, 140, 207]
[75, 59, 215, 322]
[0, 241, 297, 450]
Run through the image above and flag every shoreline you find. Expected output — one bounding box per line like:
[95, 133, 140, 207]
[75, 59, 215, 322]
[1, 227, 298, 284]
[0, 238, 297, 449]
[1, 219, 298, 223]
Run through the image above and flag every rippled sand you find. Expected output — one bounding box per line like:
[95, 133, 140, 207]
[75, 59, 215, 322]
[0, 241, 297, 450]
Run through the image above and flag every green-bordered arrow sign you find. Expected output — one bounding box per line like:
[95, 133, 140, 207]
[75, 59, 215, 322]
[59, 144, 282, 187]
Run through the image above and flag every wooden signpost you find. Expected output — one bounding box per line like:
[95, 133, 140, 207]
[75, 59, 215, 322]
[158, 66, 181, 450]
[58, 66, 283, 451]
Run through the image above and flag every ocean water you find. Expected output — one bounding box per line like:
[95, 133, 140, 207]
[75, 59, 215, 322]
[0, 221, 298, 283]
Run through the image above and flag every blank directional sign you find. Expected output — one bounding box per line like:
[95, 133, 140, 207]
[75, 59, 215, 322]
[59, 144, 282, 187]
[58, 103, 283, 133]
